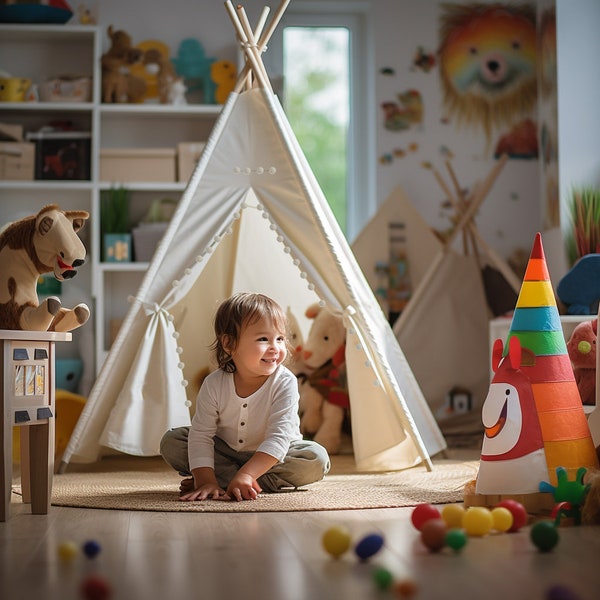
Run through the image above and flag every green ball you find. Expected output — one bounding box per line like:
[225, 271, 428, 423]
[372, 567, 394, 590]
[445, 528, 468, 552]
[530, 521, 559, 552]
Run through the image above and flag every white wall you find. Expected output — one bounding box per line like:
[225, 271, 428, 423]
[95, 0, 548, 261]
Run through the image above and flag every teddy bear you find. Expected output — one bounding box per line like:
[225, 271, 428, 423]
[0, 204, 90, 332]
[566, 319, 597, 406]
[294, 303, 349, 454]
[101, 25, 147, 103]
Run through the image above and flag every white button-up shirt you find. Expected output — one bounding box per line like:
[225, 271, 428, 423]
[188, 365, 303, 471]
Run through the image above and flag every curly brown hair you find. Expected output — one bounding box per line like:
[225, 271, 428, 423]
[211, 292, 290, 373]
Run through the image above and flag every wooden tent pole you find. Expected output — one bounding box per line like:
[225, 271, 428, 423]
[229, 0, 291, 94]
[395, 155, 509, 334]
[236, 4, 273, 92]
[444, 159, 521, 294]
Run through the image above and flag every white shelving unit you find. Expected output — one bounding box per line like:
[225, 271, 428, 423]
[0, 24, 221, 387]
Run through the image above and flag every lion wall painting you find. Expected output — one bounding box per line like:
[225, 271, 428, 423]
[438, 2, 538, 158]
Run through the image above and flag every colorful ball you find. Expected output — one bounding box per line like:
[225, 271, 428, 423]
[393, 578, 418, 599]
[445, 528, 468, 552]
[410, 503, 441, 531]
[440, 504, 465, 528]
[462, 507, 493, 537]
[354, 533, 385, 561]
[373, 567, 394, 590]
[82, 540, 102, 559]
[496, 499, 528, 532]
[420, 518, 447, 552]
[321, 526, 352, 558]
[530, 520, 559, 552]
[80, 575, 112, 600]
[491, 506, 514, 532]
[58, 540, 78, 562]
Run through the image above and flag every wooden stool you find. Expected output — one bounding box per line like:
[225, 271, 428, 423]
[1, 330, 71, 521]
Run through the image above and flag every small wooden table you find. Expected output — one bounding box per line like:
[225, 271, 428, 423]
[1, 330, 71, 521]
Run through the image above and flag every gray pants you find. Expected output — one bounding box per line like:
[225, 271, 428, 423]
[160, 427, 331, 493]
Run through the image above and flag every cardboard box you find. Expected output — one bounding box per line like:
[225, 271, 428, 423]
[100, 148, 176, 183]
[0, 122, 24, 142]
[39, 76, 91, 103]
[177, 142, 205, 182]
[0, 141, 35, 180]
[26, 131, 91, 180]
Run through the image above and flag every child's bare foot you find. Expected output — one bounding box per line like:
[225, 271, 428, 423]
[179, 477, 194, 495]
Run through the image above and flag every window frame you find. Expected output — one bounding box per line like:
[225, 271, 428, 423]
[265, 1, 375, 241]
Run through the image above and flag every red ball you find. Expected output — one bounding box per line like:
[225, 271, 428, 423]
[80, 575, 112, 600]
[411, 503, 441, 531]
[496, 499, 528, 532]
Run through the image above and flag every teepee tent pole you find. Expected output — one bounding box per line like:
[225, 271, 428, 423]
[395, 155, 508, 334]
[230, 0, 291, 93]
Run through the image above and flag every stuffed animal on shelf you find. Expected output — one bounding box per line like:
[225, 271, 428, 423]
[143, 47, 185, 104]
[0, 204, 90, 332]
[295, 303, 349, 454]
[101, 25, 147, 103]
[567, 319, 597, 406]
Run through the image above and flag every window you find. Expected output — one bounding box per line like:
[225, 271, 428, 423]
[266, 4, 374, 241]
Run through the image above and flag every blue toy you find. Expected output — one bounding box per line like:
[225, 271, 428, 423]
[557, 254, 600, 314]
[171, 38, 216, 104]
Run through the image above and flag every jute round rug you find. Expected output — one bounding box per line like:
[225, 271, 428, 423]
[44, 455, 479, 513]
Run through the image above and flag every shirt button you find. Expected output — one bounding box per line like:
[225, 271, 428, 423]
[239, 439, 243, 444]
[242, 403, 248, 408]
[241, 421, 245, 426]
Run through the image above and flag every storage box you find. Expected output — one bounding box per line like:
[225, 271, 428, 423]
[0, 141, 35, 180]
[132, 222, 169, 261]
[26, 131, 91, 180]
[39, 76, 92, 103]
[177, 142, 205, 182]
[100, 148, 176, 183]
[103, 233, 132, 262]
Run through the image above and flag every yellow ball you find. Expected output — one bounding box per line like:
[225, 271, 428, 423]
[441, 504, 465, 528]
[491, 506, 514, 532]
[58, 540, 79, 562]
[462, 507, 493, 537]
[322, 525, 352, 558]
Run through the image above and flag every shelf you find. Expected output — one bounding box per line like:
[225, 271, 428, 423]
[0, 181, 93, 191]
[0, 24, 97, 42]
[0, 102, 94, 112]
[98, 181, 186, 191]
[99, 262, 150, 272]
[99, 104, 221, 117]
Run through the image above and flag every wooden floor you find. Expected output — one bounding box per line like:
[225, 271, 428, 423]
[2, 464, 600, 600]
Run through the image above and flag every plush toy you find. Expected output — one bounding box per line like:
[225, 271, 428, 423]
[295, 303, 349, 454]
[101, 25, 147, 103]
[0, 204, 90, 332]
[566, 319, 597, 406]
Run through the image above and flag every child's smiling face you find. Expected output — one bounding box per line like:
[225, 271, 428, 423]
[230, 315, 287, 378]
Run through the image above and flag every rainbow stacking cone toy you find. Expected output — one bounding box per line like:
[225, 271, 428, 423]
[474, 232, 599, 505]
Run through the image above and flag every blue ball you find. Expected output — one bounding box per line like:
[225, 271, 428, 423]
[354, 533, 384, 561]
[82, 539, 102, 559]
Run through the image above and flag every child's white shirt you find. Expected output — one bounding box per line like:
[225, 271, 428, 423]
[187, 365, 303, 471]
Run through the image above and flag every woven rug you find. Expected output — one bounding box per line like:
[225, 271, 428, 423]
[39, 455, 479, 513]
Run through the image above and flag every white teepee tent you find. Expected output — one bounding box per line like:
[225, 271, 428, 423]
[61, 1, 446, 472]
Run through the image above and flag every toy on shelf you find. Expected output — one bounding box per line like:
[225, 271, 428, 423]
[211, 60, 236, 104]
[0, 204, 90, 332]
[567, 318, 597, 406]
[172, 38, 217, 104]
[557, 253, 600, 315]
[295, 303, 349, 455]
[101, 26, 147, 104]
[465, 232, 600, 515]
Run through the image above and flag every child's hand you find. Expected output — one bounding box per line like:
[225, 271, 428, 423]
[226, 472, 262, 501]
[179, 482, 227, 502]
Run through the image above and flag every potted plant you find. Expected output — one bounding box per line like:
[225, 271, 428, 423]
[101, 186, 131, 261]
[564, 186, 600, 267]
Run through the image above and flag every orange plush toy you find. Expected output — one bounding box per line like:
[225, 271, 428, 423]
[567, 319, 597, 406]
